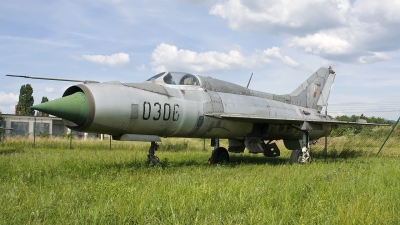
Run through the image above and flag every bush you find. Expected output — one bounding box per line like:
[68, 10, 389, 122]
[61, 133, 75, 139]
[160, 139, 189, 152]
[37, 132, 51, 138]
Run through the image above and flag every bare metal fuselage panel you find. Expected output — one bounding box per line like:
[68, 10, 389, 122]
[63, 69, 337, 144]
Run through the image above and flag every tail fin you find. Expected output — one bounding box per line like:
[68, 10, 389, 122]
[290, 67, 336, 110]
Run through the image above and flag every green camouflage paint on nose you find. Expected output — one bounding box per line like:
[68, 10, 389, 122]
[31, 92, 88, 125]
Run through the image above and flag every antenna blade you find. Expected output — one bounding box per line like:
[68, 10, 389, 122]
[246, 73, 253, 88]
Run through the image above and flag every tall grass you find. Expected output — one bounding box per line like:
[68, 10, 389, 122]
[1, 137, 399, 224]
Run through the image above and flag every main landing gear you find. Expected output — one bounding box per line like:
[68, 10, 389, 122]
[208, 138, 230, 164]
[290, 131, 311, 164]
[147, 142, 160, 166]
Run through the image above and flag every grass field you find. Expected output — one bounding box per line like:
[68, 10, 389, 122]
[1, 136, 399, 224]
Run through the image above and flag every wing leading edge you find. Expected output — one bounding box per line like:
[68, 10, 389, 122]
[205, 113, 388, 126]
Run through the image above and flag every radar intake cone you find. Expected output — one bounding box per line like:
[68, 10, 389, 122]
[31, 92, 89, 125]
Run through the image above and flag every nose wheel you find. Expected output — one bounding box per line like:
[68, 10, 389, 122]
[147, 142, 160, 166]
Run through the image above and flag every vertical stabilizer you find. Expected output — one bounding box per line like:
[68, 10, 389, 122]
[290, 67, 336, 111]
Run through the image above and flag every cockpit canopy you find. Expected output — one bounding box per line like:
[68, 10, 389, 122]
[144, 71, 281, 102]
[146, 72, 200, 86]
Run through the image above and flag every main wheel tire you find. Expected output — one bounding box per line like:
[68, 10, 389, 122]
[289, 149, 302, 164]
[210, 147, 229, 164]
[147, 155, 160, 166]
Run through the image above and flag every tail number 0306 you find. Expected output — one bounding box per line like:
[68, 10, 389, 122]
[142, 102, 179, 121]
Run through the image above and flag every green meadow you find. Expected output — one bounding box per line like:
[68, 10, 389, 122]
[0, 134, 399, 224]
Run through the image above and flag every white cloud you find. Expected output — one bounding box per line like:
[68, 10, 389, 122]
[352, 0, 400, 23]
[358, 52, 389, 64]
[0, 92, 19, 104]
[210, 0, 350, 34]
[77, 53, 130, 67]
[210, 0, 400, 63]
[45, 87, 54, 93]
[151, 43, 271, 73]
[136, 64, 147, 72]
[288, 32, 352, 55]
[263, 47, 299, 67]
[0, 92, 19, 114]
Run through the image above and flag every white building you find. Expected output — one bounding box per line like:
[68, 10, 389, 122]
[1, 114, 101, 139]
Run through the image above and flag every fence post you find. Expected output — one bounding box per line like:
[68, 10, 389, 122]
[324, 104, 328, 158]
[376, 116, 400, 156]
[33, 114, 36, 148]
[1, 120, 4, 147]
[70, 129, 72, 149]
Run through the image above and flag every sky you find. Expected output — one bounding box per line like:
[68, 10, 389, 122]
[0, 0, 399, 120]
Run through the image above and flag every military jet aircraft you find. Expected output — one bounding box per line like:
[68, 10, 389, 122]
[7, 67, 374, 164]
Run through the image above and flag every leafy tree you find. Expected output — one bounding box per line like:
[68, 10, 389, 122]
[41, 96, 49, 103]
[40, 96, 49, 116]
[16, 84, 34, 116]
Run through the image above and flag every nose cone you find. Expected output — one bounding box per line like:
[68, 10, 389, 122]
[31, 92, 89, 125]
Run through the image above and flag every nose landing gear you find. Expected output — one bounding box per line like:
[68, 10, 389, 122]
[147, 142, 160, 166]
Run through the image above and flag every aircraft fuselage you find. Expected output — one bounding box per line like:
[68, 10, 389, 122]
[63, 80, 331, 141]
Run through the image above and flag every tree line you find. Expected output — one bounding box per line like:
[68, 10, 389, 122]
[329, 114, 395, 137]
[16, 84, 49, 116]
[1, 84, 49, 118]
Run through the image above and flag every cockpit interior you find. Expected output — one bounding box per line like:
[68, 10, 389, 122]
[146, 72, 200, 86]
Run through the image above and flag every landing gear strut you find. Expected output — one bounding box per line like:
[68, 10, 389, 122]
[290, 131, 311, 164]
[147, 142, 159, 166]
[208, 138, 229, 164]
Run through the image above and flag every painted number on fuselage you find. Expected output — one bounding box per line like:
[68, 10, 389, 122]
[142, 102, 179, 121]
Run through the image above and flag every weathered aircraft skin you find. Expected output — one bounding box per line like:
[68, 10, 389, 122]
[61, 68, 334, 142]
[12, 67, 373, 163]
